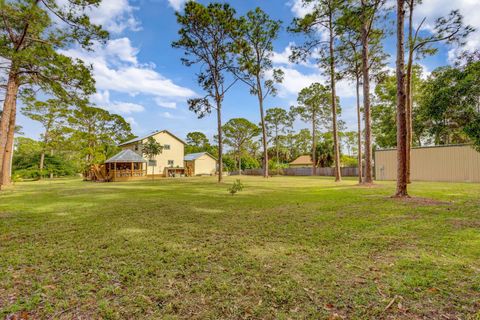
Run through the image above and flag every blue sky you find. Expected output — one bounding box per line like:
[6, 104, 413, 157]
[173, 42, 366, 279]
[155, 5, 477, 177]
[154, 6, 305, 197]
[19, 0, 480, 142]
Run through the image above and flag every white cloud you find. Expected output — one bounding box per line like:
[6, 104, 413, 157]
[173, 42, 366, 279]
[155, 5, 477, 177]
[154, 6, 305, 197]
[288, 0, 315, 18]
[91, 89, 144, 114]
[61, 38, 195, 101]
[272, 42, 320, 68]
[271, 66, 356, 99]
[414, 0, 480, 62]
[108, 102, 145, 114]
[160, 111, 181, 119]
[105, 38, 139, 64]
[154, 98, 177, 109]
[88, 0, 141, 34]
[125, 116, 138, 127]
[168, 0, 187, 11]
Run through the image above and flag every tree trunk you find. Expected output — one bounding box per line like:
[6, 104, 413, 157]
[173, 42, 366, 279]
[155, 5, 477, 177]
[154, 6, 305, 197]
[49, 149, 54, 179]
[405, 1, 414, 184]
[257, 84, 268, 178]
[361, 8, 373, 184]
[329, 17, 342, 182]
[238, 151, 241, 175]
[39, 152, 46, 177]
[1, 102, 17, 186]
[39, 129, 50, 180]
[395, 0, 409, 197]
[355, 74, 363, 184]
[312, 116, 316, 176]
[276, 129, 280, 166]
[216, 97, 223, 183]
[0, 70, 19, 189]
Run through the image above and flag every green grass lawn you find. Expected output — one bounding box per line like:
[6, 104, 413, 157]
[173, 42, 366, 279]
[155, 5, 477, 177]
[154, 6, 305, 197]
[0, 176, 479, 319]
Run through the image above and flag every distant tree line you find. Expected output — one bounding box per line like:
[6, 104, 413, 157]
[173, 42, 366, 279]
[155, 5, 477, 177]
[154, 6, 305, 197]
[2, 0, 478, 200]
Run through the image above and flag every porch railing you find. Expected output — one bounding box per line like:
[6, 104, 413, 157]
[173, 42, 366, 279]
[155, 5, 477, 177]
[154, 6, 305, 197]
[112, 169, 147, 178]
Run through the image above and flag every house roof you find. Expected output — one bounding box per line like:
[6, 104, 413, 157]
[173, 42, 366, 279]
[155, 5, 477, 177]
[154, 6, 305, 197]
[289, 155, 313, 165]
[105, 149, 147, 163]
[184, 152, 217, 161]
[118, 130, 186, 147]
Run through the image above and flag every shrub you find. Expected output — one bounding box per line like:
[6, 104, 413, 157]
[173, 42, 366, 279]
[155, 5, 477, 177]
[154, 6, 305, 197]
[227, 179, 244, 196]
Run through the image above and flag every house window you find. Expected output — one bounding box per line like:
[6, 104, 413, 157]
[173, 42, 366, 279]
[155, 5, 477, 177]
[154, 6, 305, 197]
[148, 160, 157, 166]
[164, 144, 171, 150]
[168, 160, 174, 167]
[134, 144, 139, 151]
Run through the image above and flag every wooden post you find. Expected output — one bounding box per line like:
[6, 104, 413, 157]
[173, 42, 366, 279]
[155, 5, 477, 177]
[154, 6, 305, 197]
[114, 162, 117, 181]
[131, 162, 134, 177]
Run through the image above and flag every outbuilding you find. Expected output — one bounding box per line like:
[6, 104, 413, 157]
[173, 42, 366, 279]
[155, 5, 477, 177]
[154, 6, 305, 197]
[289, 155, 314, 168]
[184, 152, 217, 176]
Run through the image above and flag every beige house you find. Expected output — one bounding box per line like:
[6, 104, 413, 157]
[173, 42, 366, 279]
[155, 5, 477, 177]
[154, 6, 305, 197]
[375, 144, 480, 182]
[184, 152, 217, 176]
[289, 155, 314, 167]
[119, 130, 185, 177]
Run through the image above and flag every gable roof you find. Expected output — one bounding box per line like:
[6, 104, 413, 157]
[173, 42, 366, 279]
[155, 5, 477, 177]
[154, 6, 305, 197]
[106, 149, 147, 163]
[289, 155, 313, 165]
[118, 130, 186, 147]
[184, 152, 217, 161]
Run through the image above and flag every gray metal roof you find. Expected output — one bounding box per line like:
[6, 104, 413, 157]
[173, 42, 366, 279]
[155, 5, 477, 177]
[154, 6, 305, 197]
[105, 149, 146, 163]
[184, 152, 217, 161]
[118, 130, 186, 146]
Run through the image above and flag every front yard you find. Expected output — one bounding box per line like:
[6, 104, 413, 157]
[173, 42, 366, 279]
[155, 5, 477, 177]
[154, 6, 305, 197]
[0, 176, 479, 319]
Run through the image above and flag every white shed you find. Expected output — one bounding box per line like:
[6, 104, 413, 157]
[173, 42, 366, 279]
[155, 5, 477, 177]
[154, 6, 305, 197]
[184, 152, 217, 176]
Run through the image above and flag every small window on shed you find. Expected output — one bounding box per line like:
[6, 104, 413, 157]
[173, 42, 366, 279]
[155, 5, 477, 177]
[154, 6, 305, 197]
[168, 160, 174, 167]
[164, 144, 171, 150]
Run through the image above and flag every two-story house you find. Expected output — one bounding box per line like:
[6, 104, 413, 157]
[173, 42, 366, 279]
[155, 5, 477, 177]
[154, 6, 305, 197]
[119, 130, 185, 176]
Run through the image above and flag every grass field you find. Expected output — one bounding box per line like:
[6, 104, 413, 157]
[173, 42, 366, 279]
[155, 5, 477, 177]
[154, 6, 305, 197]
[0, 176, 479, 319]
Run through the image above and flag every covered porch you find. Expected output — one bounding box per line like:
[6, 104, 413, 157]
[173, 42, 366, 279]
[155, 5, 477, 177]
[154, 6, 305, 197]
[105, 149, 147, 182]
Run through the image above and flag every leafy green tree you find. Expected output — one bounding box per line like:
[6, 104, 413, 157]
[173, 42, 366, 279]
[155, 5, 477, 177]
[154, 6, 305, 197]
[172, 2, 239, 182]
[340, 131, 358, 156]
[67, 105, 134, 171]
[222, 118, 260, 174]
[186, 132, 209, 149]
[372, 66, 427, 148]
[0, 0, 107, 187]
[404, 3, 473, 182]
[291, 83, 332, 175]
[419, 58, 480, 147]
[316, 132, 335, 167]
[265, 107, 293, 165]
[12, 137, 76, 180]
[233, 8, 283, 178]
[338, 0, 388, 183]
[142, 137, 163, 180]
[21, 99, 69, 178]
[289, 0, 344, 181]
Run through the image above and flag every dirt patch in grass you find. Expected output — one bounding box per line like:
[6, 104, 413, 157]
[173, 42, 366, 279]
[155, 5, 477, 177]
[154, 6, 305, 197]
[389, 196, 451, 206]
[448, 218, 480, 229]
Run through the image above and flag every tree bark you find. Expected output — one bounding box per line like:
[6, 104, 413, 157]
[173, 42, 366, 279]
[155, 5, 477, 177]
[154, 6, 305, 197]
[275, 126, 280, 165]
[39, 127, 50, 180]
[49, 149, 54, 179]
[238, 149, 242, 175]
[329, 15, 342, 182]
[361, 7, 373, 184]
[395, 0, 409, 197]
[312, 115, 317, 176]
[405, 1, 414, 184]
[216, 97, 223, 182]
[0, 70, 19, 189]
[355, 74, 363, 184]
[1, 101, 17, 186]
[257, 81, 268, 178]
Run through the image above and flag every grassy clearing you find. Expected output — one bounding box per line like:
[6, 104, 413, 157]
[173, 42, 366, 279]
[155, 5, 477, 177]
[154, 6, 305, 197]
[0, 176, 479, 319]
